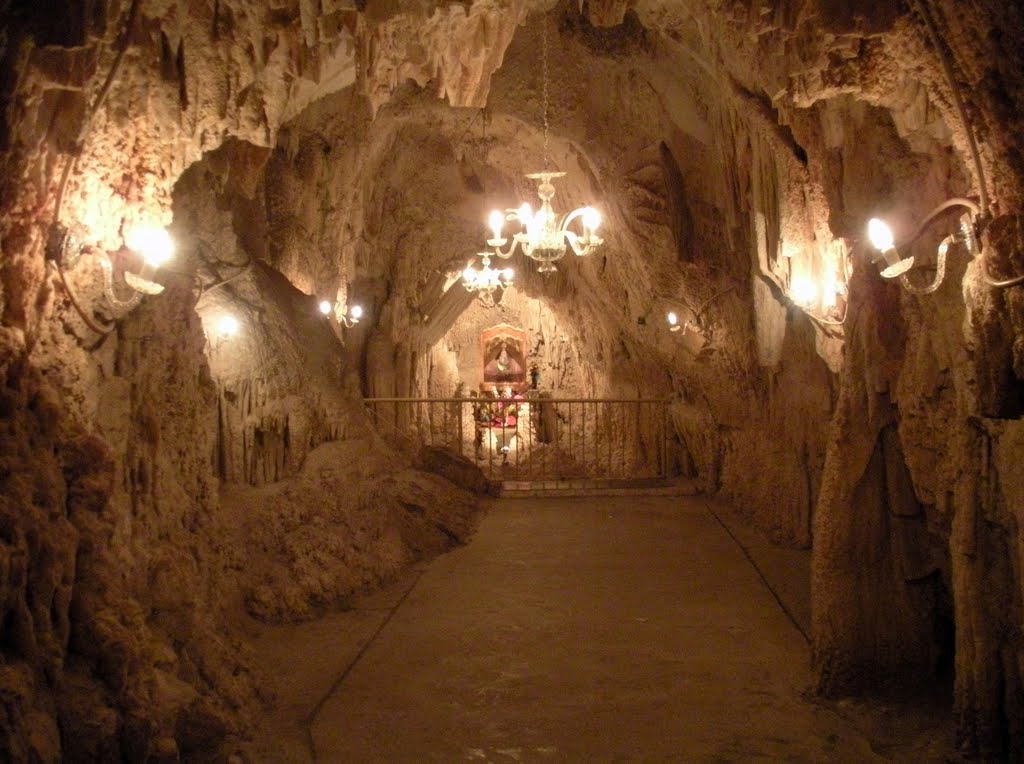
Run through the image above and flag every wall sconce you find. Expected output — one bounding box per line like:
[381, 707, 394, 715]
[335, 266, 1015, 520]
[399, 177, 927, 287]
[664, 284, 737, 354]
[47, 221, 175, 336]
[850, 1, 1024, 294]
[318, 298, 364, 326]
[867, 199, 979, 294]
[665, 310, 709, 355]
[215, 314, 240, 340]
[778, 241, 850, 329]
[665, 311, 685, 332]
[340, 304, 363, 327]
[787, 275, 819, 307]
[99, 225, 175, 310]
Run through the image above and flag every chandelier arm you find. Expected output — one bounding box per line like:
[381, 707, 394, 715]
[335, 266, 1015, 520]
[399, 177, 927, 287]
[565, 231, 589, 258]
[100, 255, 145, 311]
[898, 235, 952, 295]
[559, 208, 586, 232]
[50, 260, 115, 336]
[980, 259, 1024, 288]
[895, 198, 979, 251]
[887, 196, 1024, 288]
[571, 242, 597, 258]
[491, 240, 520, 259]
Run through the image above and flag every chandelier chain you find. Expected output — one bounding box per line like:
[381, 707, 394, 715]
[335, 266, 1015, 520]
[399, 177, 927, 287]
[481, 13, 603, 277]
[542, 14, 549, 169]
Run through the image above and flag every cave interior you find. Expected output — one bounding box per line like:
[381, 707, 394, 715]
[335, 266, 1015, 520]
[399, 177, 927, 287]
[2, 0, 1024, 759]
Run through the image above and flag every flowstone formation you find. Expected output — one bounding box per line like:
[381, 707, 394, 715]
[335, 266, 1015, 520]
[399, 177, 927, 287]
[1, 0, 1024, 759]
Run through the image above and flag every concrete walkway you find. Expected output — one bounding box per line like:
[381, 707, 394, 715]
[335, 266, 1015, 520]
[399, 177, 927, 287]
[285, 495, 888, 762]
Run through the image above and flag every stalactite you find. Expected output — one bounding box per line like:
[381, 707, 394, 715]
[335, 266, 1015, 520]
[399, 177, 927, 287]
[751, 129, 782, 277]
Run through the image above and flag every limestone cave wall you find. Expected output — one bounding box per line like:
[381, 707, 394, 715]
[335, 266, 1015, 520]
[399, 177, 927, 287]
[0, 2, 491, 758]
[2, 0, 1024, 759]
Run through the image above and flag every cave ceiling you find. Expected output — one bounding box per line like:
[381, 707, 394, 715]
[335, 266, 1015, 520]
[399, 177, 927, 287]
[14, 0, 975, 264]
[5, 0, 1018, 380]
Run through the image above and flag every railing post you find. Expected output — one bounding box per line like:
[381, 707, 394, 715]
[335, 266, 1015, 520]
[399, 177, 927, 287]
[606, 402, 612, 479]
[660, 399, 668, 479]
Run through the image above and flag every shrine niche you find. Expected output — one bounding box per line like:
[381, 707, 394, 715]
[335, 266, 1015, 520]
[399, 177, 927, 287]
[481, 324, 528, 391]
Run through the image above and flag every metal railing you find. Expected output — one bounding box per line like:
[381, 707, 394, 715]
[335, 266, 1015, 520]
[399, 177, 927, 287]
[364, 396, 669, 485]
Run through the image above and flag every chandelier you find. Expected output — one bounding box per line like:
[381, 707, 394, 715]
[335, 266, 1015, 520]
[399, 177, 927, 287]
[486, 175, 603, 274]
[462, 251, 514, 306]
[484, 16, 603, 275]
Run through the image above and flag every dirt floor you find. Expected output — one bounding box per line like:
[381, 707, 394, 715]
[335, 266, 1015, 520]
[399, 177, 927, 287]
[239, 495, 955, 762]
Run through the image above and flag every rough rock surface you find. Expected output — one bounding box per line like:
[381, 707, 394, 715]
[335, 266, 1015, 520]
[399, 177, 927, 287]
[2, 0, 1024, 759]
[219, 438, 479, 623]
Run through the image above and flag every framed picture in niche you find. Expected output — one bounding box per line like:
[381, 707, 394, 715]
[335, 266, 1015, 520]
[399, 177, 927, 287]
[481, 324, 528, 392]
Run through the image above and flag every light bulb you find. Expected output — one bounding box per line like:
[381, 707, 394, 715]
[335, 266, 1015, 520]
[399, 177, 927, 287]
[868, 218, 895, 252]
[789, 276, 818, 306]
[319, 300, 332, 315]
[463, 266, 476, 283]
[349, 305, 363, 320]
[502, 268, 514, 280]
[582, 207, 601, 230]
[489, 210, 504, 240]
[518, 203, 533, 225]
[667, 311, 679, 327]
[217, 315, 239, 338]
[126, 225, 174, 268]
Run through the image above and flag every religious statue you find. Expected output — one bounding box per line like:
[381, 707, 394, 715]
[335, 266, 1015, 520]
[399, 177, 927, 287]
[484, 340, 523, 382]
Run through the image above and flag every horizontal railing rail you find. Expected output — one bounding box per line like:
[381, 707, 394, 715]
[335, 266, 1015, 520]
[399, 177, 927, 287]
[364, 396, 669, 485]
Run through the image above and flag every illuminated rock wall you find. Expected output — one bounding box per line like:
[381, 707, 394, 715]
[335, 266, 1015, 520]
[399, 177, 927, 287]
[1, 0, 1024, 758]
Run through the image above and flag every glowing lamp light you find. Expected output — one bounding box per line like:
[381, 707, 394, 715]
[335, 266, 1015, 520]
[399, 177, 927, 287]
[126, 225, 175, 268]
[867, 216, 914, 278]
[337, 303, 363, 327]
[863, 199, 1006, 293]
[485, 174, 604, 275]
[489, 15, 604, 277]
[216, 314, 239, 339]
[664, 305, 712, 353]
[789, 276, 819, 306]
[99, 223, 175, 310]
[318, 298, 361, 324]
[489, 210, 504, 242]
[462, 252, 513, 307]
[867, 218, 895, 252]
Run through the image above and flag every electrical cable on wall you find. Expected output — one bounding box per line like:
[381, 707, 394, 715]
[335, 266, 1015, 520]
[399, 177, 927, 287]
[49, 0, 143, 336]
[909, 0, 1024, 289]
